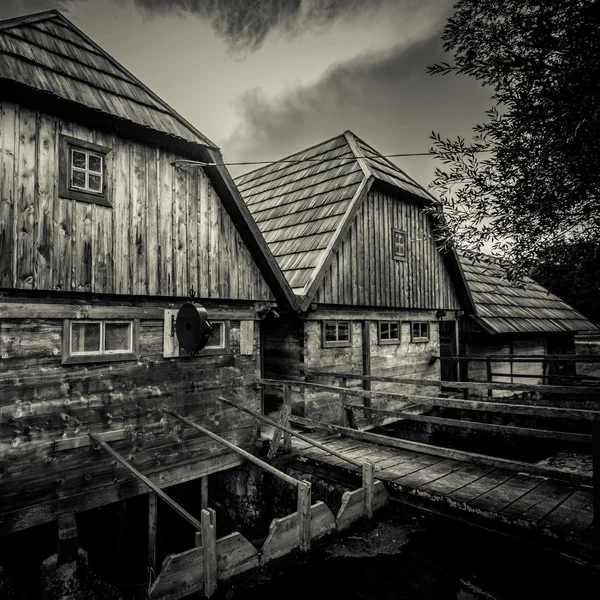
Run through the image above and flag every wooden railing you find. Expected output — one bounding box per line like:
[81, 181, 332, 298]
[257, 374, 600, 543]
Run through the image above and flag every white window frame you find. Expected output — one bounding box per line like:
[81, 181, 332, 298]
[378, 320, 401, 344]
[62, 319, 140, 364]
[322, 320, 352, 348]
[392, 229, 407, 260]
[411, 321, 430, 343]
[71, 147, 104, 195]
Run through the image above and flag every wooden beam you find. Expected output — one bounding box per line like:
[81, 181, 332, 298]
[89, 432, 203, 531]
[432, 354, 600, 363]
[303, 370, 600, 397]
[215, 396, 362, 467]
[297, 482, 311, 552]
[362, 462, 374, 520]
[288, 416, 593, 486]
[267, 383, 292, 459]
[362, 321, 371, 415]
[259, 378, 600, 422]
[201, 476, 208, 511]
[57, 513, 78, 564]
[593, 422, 600, 544]
[201, 508, 217, 598]
[164, 409, 302, 487]
[344, 404, 592, 444]
[148, 492, 158, 580]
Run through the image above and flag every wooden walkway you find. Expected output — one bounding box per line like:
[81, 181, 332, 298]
[268, 429, 597, 557]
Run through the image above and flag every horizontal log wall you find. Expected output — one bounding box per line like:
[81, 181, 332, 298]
[314, 186, 462, 309]
[0, 100, 273, 301]
[0, 297, 263, 531]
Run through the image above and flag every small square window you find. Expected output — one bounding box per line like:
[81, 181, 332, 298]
[59, 135, 112, 207]
[63, 319, 139, 364]
[411, 321, 430, 343]
[206, 321, 225, 349]
[379, 321, 400, 344]
[322, 321, 352, 347]
[178, 320, 230, 357]
[392, 229, 407, 260]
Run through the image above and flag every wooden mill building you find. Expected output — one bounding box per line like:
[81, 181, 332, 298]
[458, 253, 598, 393]
[0, 8, 296, 555]
[236, 131, 472, 421]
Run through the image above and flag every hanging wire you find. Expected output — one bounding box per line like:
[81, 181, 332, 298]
[171, 151, 433, 168]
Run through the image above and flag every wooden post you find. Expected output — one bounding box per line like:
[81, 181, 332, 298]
[345, 406, 358, 429]
[362, 321, 371, 419]
[57, 513, 78, 565]
[362, 462, 374, 520]
[593, 422, 600, 545]
[268, 383, 292, 458]
[297, 481, 312, 552]
[486, 358, 493, 397]
[148, 492, 157, 582]
[339, 376, 347, 426]
[201, 476, 209, 510]
[201, 508, 217, 598]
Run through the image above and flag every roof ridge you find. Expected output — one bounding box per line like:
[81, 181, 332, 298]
[234, 132, 349, 183]
[1, 9, 217, 150]
[0, 8, 61, 31]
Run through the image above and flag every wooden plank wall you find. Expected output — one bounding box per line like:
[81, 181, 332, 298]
[314, 186, 462, 310]
[464, 334, 546, 397]
[0, 101, 273, 301]
[0, 301, 262, 532]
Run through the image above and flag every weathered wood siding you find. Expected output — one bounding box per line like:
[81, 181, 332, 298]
[0, 297, 262, 533]
[464, 333, 546, 397]
[0, 101, 274, 300]
[314, 186, 462, 309]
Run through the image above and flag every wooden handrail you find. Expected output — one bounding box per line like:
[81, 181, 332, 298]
[258, 378, 600, 421]
[216, 395, 363, 468]
[433, 354, 600, 362]
[89, 432, 203, 531]
[163, 408, 301, 487]
[343, 404, 592, 444]
[304, 370, 600, 396]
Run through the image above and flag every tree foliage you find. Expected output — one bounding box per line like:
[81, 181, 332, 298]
[428, 0, 600, 278]
[530, 238, 600, 321]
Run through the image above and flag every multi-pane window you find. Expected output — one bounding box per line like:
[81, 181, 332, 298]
[71, 148, 104, 194]
[322, 320, 352, 347]
[392, 229, 407, 260]
[379, 321, 400, 344]
[411, 321, 430, 342]
[63, 319, 139, 364]
[59, 135, 112, 207]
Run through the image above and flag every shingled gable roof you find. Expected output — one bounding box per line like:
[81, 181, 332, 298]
[236, 130, 472, 312]
[459, 253, 598, 334]
[0, 9, 299, 310]
[0, 9, 215, 147]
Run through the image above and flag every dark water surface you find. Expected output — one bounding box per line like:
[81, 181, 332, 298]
[220, 510, 599, 600]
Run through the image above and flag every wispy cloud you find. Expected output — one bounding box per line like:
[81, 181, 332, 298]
[223, 30, 491, 184]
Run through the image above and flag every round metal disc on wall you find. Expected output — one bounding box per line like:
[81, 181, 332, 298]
[175, 302, 212, 355]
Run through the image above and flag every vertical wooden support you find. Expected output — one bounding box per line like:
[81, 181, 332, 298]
[345, 406, 358, 429]
[362, 462, 374, 520]
[201, 476, 209, 510]
[148, 492, 158, 582]
[201, 508, 217, 598]
[486, 358, 493, 397]
[267, 383, 292, 458]
[57, 513, 78, 565]
[362, 321, 371, 418]
[593, 422, 600, 545]
[297, 481, 312, 552]
[338, 376, 347, 426]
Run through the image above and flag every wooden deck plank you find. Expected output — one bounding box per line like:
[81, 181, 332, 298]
[393, 459, 465, 489]
[373, 450, 420, 471]
[385, 453, 445, 480]
[468, 474, 545, 513]
[448, 469, 516, 503]
[420, 463, 495, 496]
[503, 479, 578, 522]
[538, 489, 594, 534]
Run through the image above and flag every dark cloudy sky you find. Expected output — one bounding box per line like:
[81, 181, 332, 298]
[1, 0, 492, 184]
